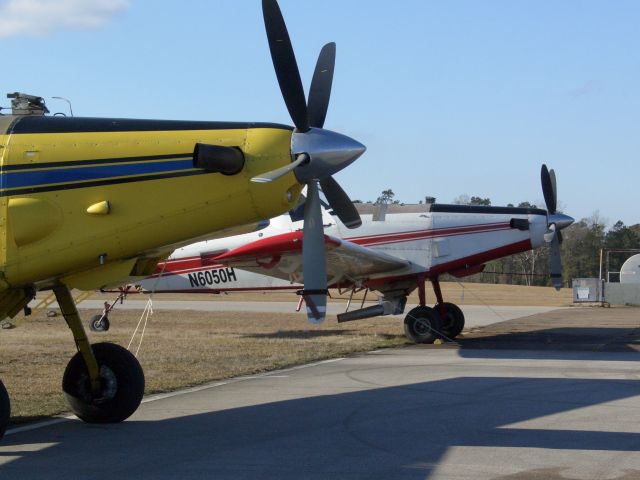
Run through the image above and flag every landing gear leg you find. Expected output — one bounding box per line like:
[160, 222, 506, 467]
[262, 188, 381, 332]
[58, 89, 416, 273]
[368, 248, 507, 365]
[54, 285, 144, 423]
[431, 277, 465, 339]
[0, 380, 9, 439]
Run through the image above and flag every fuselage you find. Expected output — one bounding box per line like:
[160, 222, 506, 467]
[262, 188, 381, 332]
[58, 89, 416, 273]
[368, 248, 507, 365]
[138, 202, 550, 293]
[0, 115, 302, 291]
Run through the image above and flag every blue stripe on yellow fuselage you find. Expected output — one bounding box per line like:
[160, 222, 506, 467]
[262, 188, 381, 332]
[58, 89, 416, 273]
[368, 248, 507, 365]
[1, 155, 195, 195]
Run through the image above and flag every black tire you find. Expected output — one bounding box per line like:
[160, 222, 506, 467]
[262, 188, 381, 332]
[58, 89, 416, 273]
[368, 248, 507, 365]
[404, 306, 442, 344]
[62, 342, 144, 424]
[0, 380, 9, 439]
[89, 314, 110, 332]
[436, 302, 465, 339]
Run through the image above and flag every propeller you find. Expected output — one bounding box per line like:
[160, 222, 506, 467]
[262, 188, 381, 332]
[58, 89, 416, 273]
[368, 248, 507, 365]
[253, 0, 365, 323]
[540, 164, 574, 290]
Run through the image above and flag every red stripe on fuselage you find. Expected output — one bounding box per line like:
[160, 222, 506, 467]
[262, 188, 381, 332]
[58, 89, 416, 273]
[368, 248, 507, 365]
[345, 223, 511, 246]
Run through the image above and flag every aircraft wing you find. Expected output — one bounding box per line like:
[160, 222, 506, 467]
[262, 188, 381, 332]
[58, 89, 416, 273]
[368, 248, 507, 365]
[213, 231, 409, 286]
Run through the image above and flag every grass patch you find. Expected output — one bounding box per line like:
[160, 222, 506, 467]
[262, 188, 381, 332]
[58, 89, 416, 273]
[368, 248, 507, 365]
[0, 307, 408, 425]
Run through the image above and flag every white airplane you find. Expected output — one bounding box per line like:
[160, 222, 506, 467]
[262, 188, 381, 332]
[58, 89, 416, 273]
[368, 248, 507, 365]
[107, 165, 573, 344]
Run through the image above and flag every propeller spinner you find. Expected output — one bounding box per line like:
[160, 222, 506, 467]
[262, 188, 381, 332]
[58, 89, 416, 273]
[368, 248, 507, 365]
[252, 0, 365, 323]
[540, 164, 574, 290]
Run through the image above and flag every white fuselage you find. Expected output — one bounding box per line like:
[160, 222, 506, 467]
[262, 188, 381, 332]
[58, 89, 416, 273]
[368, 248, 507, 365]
[136, 204, 548, 294]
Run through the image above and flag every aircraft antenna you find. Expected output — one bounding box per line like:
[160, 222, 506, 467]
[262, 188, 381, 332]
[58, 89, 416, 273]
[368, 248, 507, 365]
[52, 96, 74, 117]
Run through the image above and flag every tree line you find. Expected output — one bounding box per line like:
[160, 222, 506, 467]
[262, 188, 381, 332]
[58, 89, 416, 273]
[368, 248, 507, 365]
[476, 214, 640, 287]
[451, 201, 639, 287]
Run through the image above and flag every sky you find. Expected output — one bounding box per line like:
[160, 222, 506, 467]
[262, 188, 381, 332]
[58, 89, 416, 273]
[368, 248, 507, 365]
[1, 0, 639, 227]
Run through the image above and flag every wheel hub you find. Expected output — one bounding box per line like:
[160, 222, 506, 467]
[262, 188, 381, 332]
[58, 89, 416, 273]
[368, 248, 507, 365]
[414, 318, 432, 336]
[75, 365, 118, 404]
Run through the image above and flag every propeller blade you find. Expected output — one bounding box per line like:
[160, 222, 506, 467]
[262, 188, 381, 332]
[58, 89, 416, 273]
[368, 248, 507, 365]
[557, 229, 563, 244]
[302, 181, 328, 323]
[251, 153, 309, 183]
[541, 164, 557, 214]
[307, 42, 336, 129]
[549, 236, 562, 290]
[549, 168, 557, 214]
[262, 0, 309, 132]
[320, 176, 362, 229]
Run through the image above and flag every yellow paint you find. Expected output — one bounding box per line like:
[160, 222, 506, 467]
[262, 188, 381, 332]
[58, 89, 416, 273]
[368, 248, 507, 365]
[61, 257, 138, 291]
[86, 200, 111, 215]
[8, 197, 62, 246]
[0, 125, 302, 292]
[0, 134, 8, 273]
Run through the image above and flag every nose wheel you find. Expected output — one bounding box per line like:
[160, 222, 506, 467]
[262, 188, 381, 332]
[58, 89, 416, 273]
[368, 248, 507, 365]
[89, 314, 110, 332]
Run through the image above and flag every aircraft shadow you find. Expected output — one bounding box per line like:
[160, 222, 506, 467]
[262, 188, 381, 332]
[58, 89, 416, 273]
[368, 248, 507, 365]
[456, 326, 640, 361]
[1, 376, 639, 479]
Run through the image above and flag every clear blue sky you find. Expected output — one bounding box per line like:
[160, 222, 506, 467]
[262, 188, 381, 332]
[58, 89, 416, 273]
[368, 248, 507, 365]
[2, 0, 639, 227]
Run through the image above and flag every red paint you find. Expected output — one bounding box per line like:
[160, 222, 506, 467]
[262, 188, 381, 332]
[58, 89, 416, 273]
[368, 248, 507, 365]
[429, 239, 531, 276]
[417, 275, 426, 306]
[449, 264, 486, 278]
[152, 259, 209, 276]
[214, 231, 341, 264]
[431, 278, 446, 315]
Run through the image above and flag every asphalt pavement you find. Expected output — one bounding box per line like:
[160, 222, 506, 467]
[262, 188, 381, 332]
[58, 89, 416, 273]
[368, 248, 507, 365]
[1, 306, 638, 479]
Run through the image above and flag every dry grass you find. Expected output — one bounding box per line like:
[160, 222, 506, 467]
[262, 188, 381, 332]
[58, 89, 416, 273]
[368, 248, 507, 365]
[410, 282, 573, 306]
[0, 282, 571, 426]
[1, 308, 406, 424]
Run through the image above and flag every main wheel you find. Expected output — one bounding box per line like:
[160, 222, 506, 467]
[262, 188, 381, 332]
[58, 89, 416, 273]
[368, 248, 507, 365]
[62, 342, 144, 424]
[404, 306, 442, 344]
[89, 314, 110, 332]
[0, 380, 9, 439]
[436, 302, 465, 339]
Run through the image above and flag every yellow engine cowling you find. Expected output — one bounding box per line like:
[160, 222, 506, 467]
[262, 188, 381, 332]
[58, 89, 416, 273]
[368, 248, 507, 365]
[0, 117, 302, 295]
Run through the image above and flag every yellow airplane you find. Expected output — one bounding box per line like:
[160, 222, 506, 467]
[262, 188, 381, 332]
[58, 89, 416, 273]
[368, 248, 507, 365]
[0, 0, 365, 438]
